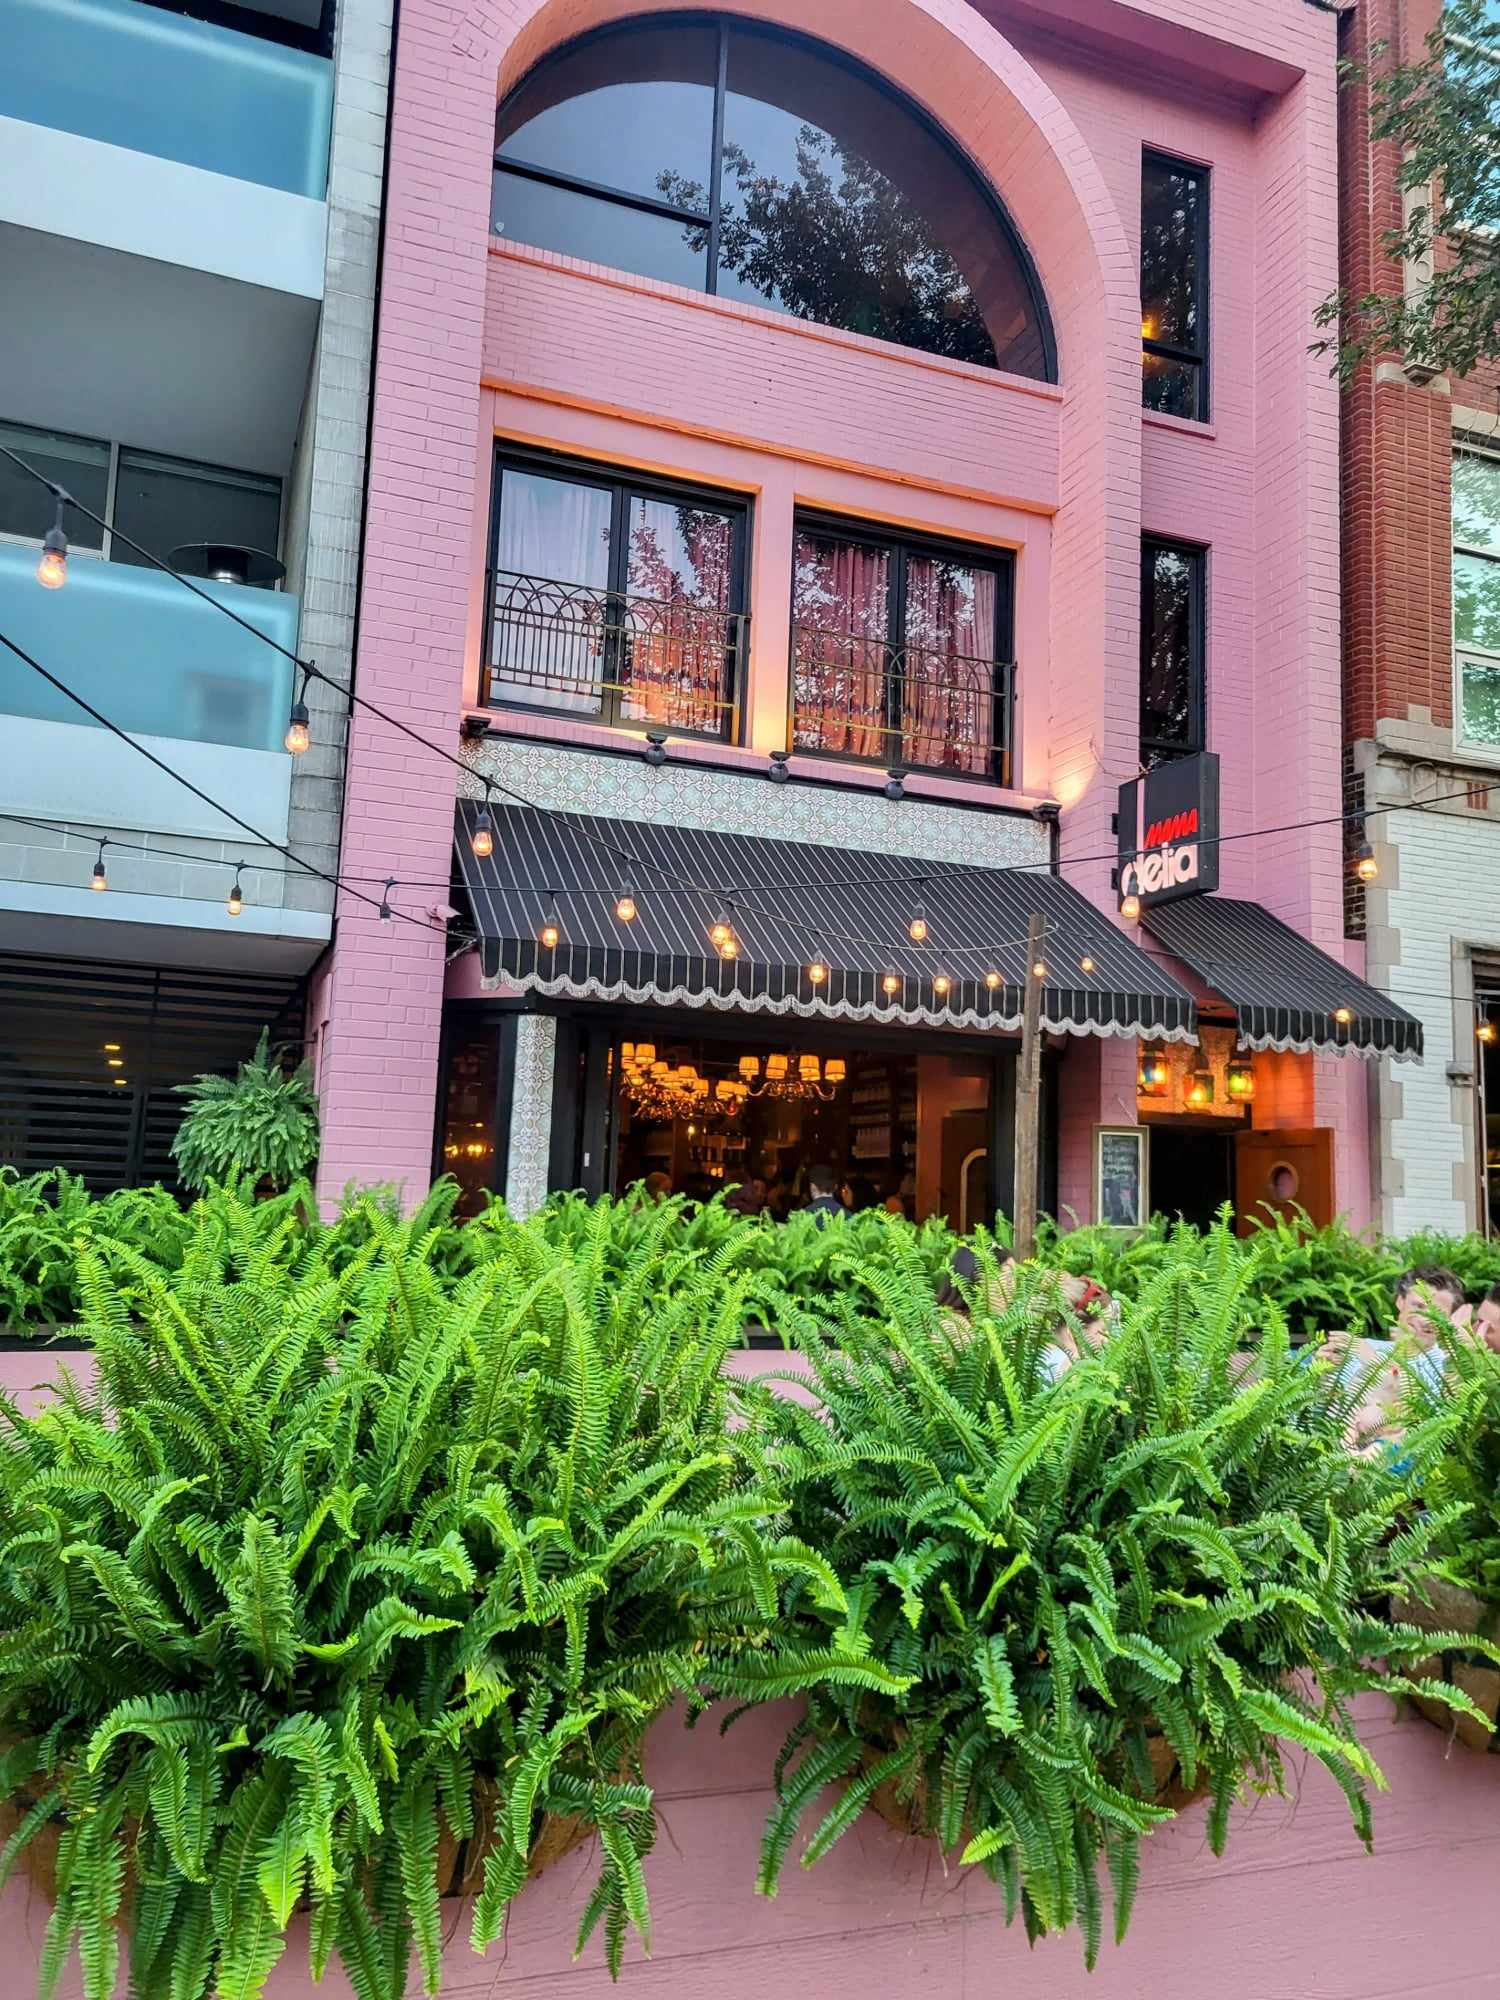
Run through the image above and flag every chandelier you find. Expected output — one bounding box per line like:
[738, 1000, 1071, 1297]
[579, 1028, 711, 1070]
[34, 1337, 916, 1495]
[618, 1043, 848, 1120]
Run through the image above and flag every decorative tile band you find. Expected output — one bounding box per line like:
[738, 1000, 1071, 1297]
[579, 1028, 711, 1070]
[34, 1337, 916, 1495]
[506, 1011, 556, 1217]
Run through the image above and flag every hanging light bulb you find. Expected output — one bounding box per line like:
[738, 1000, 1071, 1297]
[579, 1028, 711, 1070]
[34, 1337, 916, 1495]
[284, 668, 312, 755]
[1333, 1006, 1353, 1027]
[1120, 891, 1141, 922]
[984, 970, 1001, 990]
[615, 885, 637, 923]
[1031, 958, 1047, 980]
[909, 905, 928, 943]
[90, 840, 107, 892]
[882, 973, 900, 997]
[719, 934, 739, 960]
[807, 944, 829, 986]
[378, 877, 395, 922]
[933, 972, 951, 997]
[36, 497, 68, 590]
[1353, 841, 1378, 884]
[470, 797, 494, 859]
[227, 867, 244, 918]
[1478, 1019, 1497, 1046]
[1080, 955, 1096, 974]
[539, 897, 562, 950]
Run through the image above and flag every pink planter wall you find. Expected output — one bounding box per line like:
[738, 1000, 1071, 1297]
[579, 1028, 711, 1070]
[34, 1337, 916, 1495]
[8, 1695, 1499, 1999]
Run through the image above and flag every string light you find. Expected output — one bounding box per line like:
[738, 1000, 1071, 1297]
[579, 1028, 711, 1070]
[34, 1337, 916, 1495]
[378, 877, 395, 922]
[1080, 955, 1096, 974]
[882, 973, 900, 997]
[1120, 892, 1141, 922]
[933, 972, 951, 997]
[284, 665, 312, 755]
[909, 901, 929, 944]
[985, 970, 1001, 989]
[227, 866, 244, 918]
[539, 896, 562, 950]
[90, 840, 107, 892]
[470, 790, 495, 859]
[1353, 841, 1378, 884]
[710, 912, 733, 948]
[1333, 1006, 1353, 1026]
[718, 933, 740, 961]
[36, 496, 67, 590]
[1031, 958, 1047, 979]
[615, 885, 637, 923]
[807, 943, 829, 986]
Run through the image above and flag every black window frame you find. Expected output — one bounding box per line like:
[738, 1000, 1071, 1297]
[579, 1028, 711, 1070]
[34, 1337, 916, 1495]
[482, 442, 751, 742]
[492, 12, 1057, 383]
[1139, 535, 1206, 768]
[1140, 148, 1210, 424]
[788, 511, 1016, 786]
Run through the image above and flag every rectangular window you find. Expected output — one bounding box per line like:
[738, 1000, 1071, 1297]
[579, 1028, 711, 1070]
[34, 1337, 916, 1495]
[791, 518, 1014, 782]
[1454, 447, 1500, 748]
[0, 419, 282, 583]
[1140, 537, 1205, 766]
[1141, 151, 1208, 422]
[484, 449, 748, 739]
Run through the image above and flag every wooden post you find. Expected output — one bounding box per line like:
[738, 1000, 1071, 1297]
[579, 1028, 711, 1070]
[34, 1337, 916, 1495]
[1012, 912, 1047, 1260]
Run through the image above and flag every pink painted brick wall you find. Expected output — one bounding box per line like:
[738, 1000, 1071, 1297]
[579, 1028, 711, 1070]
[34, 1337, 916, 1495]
[318, 0, 1358, 1221]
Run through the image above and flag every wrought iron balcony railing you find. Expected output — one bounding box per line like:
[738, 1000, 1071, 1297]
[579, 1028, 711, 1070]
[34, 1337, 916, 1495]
[483, 569, 745, 739]
[791, 621, 1014, 783]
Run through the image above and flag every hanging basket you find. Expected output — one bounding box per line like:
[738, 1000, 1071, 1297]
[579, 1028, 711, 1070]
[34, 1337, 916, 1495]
[858, 1716, 1207, 1844]
[1393, 1578, 1500, 1754]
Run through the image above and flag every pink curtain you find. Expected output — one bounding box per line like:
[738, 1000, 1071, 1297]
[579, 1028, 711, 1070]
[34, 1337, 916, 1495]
[620, 498, 735, 733]
[792, 534, 890, 758]
[901, 557, 996, 776]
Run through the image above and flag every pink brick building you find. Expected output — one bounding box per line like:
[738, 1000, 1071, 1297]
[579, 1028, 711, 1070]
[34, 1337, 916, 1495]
[311, 0, 1415, 1229]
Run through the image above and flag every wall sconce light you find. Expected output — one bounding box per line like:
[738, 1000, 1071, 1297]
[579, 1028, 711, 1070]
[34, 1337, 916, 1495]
[1137, 1046, 1169, 1098]
[1226, 1057, 1255, 1102]
[1185, 1065, 1215, 1109]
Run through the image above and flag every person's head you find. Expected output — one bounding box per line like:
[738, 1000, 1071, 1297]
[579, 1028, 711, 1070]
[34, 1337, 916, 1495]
[806, 1163, 839, 1201]
[936, 1244, 1015, 1315]
[1394, 1264, 1465, 1343]
[642, 1171, 671, 1201]
[1475, 1281, 1500, 1353]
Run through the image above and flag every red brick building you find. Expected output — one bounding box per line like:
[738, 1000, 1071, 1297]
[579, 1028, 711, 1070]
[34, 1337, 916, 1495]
[1340, 0, 1500, 1234]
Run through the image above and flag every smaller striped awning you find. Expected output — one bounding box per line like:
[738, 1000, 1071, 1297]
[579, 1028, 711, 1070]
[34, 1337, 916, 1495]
[455, 802, 1197, 1043]
[1144, 895, 1423, 1061]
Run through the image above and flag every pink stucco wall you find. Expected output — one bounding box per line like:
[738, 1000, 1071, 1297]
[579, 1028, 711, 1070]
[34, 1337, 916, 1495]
[316, 0, 1359, 1221]
[10, 1693, 1500, 1998]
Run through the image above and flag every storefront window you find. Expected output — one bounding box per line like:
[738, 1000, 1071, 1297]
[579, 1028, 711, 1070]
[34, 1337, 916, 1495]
[609, 1027, 996, 1226]
[1479, 983, 1500, 1235]
[439, 1020, 502, 1216]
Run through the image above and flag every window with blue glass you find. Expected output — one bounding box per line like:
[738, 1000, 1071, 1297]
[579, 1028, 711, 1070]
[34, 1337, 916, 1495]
[493, 16, 1055, 379]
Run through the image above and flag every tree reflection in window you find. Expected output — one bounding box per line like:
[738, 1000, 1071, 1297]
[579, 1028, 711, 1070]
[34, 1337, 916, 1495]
[493, 16, 1053, 379]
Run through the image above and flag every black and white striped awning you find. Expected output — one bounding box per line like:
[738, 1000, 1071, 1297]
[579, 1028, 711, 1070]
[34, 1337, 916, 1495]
[1145, 895, 1422, 1061]
[455, 802, 1196, 1042]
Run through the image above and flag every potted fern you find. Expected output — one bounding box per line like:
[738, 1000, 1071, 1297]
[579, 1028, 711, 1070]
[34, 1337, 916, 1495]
[0, 1195, 873, 2000]
[736, 1230, 1486, 1964]
[1394, 1333, 1500, 1749]
[171, 1029, 320, 1194]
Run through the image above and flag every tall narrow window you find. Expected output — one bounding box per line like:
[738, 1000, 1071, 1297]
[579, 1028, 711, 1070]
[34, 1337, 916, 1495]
[1454, 447, 1500, 748]
[1141, 151, 1208, 421]
[791, 518, 1013, 781]
[485, 449, 748, 739]
[1140, 538, 1205, 766]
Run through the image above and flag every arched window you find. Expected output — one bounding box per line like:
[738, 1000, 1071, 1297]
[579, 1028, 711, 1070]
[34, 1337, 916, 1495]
[493, 16, 1055, 380]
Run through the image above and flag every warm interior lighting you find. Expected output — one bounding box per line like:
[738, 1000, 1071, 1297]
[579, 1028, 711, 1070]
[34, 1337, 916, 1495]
[113, 1077, 127, 1087]
[106, 1057, 123, 1068]
[635, 1044, 655, 1066]
[825, 1058, 846, 1083]
[1479, 1020, 1498, 1045]
[102, 1042, 120, 1053]
[1141, 315, 1156, 341]
[739, 1054, 760, 1078]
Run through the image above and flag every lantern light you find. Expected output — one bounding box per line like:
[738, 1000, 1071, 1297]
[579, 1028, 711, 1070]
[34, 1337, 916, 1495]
[1226, 1057, 1255, 1101]
[1137, 1047, 1169, 1098]
[1185, 1065, 1215, 1109]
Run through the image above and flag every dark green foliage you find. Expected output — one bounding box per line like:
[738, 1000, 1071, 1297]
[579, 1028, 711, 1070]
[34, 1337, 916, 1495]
[736, 1226, 1488, 1961]
[1402, 1334, 1500, 1605]
[0, 1189, 867, 2000]
[171, 1030, 320, 1193]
